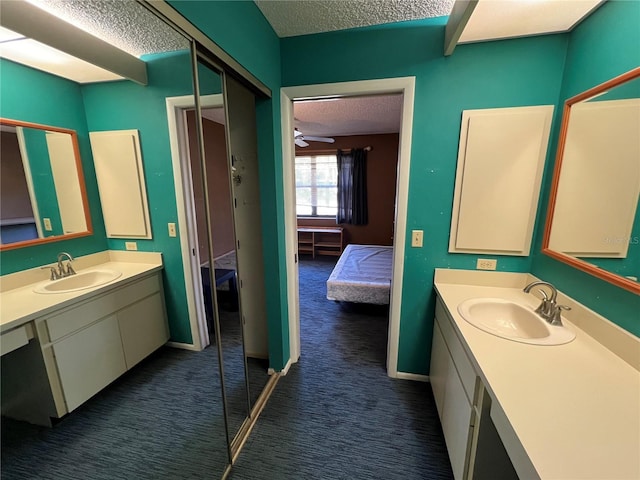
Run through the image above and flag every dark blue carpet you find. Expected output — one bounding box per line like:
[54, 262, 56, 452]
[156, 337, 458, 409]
[229, 257, 453, 479]
[1, 298, 268, 479]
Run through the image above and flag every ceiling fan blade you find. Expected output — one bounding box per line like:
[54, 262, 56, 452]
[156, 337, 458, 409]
[295, 138, 309, 147]
[303, 135, 335, 144]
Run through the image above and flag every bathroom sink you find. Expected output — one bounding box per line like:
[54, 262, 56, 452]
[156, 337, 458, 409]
[34, 269, 122, 294]
[457, 298, 575, 345]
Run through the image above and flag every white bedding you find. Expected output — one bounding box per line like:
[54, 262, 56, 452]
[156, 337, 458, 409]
[326, 244, 393, 304]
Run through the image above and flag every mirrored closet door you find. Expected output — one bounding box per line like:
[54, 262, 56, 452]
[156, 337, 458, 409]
[221, 73, 271, 411]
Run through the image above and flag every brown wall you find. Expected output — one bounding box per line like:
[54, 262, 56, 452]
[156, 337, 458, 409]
[296, 133, 399, 246]
[0, 131, 34, 220]
[186, 111, 235, 260]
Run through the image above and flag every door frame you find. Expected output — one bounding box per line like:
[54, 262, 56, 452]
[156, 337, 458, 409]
[166, 93, 224, 351]
[281, 77, 416, 378]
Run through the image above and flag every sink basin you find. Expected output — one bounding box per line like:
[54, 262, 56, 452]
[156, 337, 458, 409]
[457, 298, 575, 345]
[33, 269, 122, 294]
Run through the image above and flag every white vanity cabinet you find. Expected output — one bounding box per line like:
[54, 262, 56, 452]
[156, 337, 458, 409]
[37, 272, 169, 416]
[431, 297, 478, 480]
[431, 296, 518, 480]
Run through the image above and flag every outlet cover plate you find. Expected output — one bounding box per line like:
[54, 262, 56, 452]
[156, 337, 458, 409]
[477, 258, 497, 270]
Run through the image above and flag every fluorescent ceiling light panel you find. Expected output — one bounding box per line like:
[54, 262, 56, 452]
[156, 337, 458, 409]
[459, 0, 604, 43]
[0, 37, 123, 83]
[0, 26, 24, 42]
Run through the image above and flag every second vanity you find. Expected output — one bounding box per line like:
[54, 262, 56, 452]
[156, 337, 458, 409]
[431, 269, 640, 480]
[0, 251, 169, 426]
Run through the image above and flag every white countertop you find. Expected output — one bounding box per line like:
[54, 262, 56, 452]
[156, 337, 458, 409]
[434, 271, 640, 480]
[1, 251, 163, 333]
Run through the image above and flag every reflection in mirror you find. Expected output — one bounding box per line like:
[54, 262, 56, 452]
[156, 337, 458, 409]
[0, 2, 231, 479]
[194, 58, 251, 444]
[0, 119, 90, 248]
[544, 67, 640, 293]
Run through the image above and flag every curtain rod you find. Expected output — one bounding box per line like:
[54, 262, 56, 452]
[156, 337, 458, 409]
[297, 146, 374, 154]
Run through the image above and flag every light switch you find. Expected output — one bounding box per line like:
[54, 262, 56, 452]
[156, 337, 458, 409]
[411, 230, 423, 247]
[168, 223, 177, 237]
[43, 218, 52, 231]
[125, 242, 138, 251]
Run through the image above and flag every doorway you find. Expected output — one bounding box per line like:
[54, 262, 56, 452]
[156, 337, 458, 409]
[281, 77, 416, 378]
[292, 94, 402, 370]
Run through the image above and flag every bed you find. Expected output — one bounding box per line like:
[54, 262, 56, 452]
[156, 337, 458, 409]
[326, 244, 393, 304]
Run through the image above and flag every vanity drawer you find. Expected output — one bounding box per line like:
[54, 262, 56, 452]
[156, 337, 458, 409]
[435, 297, 477, 403]
[0, 323, 34, 356]
[45, 275, 161, 341]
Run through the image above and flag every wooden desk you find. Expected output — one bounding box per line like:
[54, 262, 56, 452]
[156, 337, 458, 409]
[297, 227, 344, 258]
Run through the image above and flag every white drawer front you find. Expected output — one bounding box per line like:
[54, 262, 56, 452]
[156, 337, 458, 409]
[0, 324, 32, 356]
[46, 274, 161, 341]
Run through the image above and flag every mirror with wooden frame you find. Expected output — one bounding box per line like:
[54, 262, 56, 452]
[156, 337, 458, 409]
[0, 118, 92, 250]
[542, 67, 640, 294]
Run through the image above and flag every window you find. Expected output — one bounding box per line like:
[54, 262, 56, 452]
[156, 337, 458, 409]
[295, 155, 338, 217]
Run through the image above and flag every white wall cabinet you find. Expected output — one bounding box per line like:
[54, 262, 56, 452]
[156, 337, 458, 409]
[37, 272, 169, 416]
[449, 106, 554, 256]
[89, 130, 152, 239]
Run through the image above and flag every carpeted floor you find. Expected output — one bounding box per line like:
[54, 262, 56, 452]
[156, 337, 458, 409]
[0, 293, 267, 480]
[228, 256, 453, 480]
[1, 258, 452, 479]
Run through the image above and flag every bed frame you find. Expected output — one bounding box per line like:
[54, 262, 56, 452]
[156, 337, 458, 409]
[326, 244, 393, 304]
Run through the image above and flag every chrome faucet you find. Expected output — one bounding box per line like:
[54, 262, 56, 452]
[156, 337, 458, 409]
[523, 281, 570, 326]
[56, 252, 76, 278]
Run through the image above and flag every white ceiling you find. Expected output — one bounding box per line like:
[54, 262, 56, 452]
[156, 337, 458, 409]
[294, 95, 403, 137]
[255, 0, 455, 38]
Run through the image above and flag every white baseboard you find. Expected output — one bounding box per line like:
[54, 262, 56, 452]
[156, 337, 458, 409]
[166, 341, 202, 352]
[395, 372, 430, 382]
[268, 357, 293, 376]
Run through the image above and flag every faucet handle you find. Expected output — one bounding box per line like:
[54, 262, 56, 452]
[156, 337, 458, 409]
[41, 266, 59, 280]
[550, 304, 571, 326]
[65, 262, 76, 275]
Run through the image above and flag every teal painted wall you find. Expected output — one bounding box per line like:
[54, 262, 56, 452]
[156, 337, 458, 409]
[531, 0, 640, 336]
[20, 128, 63, 237]
[0, 59, 107, 274]
[81, 50, 197, 344]
[169, 0, 290, 369]
[281, 20, 568, 374]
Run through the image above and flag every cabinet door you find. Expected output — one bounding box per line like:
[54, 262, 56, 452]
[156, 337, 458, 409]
[430, 320, 449, 420]
[118, 293, 169, 369]
[52, 315, 126, 412]
[441, 362, 474, 480]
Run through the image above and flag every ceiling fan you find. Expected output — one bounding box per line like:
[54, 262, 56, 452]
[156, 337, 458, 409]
[294, 128, 335, 148]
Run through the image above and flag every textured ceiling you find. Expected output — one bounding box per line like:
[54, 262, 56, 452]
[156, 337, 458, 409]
[29, 0, 187, 57]
[255, 0, 455, 38]
[294, 95, 402, 137]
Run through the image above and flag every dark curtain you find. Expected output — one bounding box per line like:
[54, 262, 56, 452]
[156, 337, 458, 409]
[337, 148, 368, 225]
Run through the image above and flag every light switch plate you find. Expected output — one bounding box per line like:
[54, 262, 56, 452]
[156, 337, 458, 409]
[168, 223, 177, 237]
[43, 218, 52, 231]
[125, 241, 138, 251]
[411, 230, 423, 247]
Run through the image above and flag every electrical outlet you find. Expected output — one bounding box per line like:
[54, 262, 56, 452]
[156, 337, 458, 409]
[43, 218, 52, 231]
[477, 259, 497, 270]
[125, 241, 138, 251]
[411, 230, 423, 247]
[168, 223, 177, 237]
